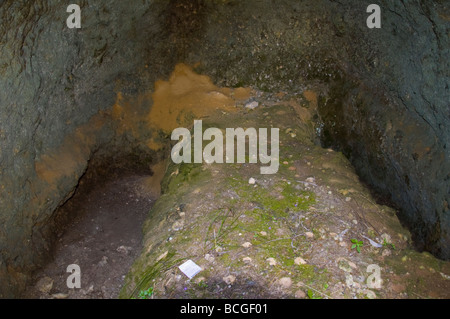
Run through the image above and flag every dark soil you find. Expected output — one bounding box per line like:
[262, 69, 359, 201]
[23, 173, 158, 299]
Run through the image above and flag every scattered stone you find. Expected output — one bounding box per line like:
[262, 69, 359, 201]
[117, 246, 132, 255]
[294, 257, 307, 265]
[242, 242, 252, 248]
[179, 212, 186, 217]
[260, 231, 267, 236]
[245, 101, 259, 109]
[295, 290, 306, 299]
[345, 197, 352, 202]
[267, 258, 277, 266]
[288, 166, 296, 171]
[366, 290, 377, 299]
[381, 233, 392, 243]
[52, 293, 69, 299]
[328, 191, 332, 195]
[278, 277, 292, 289]
[36, 276, 53, 294]
[348, 261, 357, 269]
[306, 177, 315, 183]
[338, 259, 354, 273]
[98, 256, 108, 267]
[345, 274, 354, 287]
[172, 220, 185, 231]
[352, 219, 358, 225]
[223, 275, 236, 285]
[305, 232, 314, 239]
[283, 161, 289, 165]
[205, 254, 215, 263]
[248, 178, 256, 185]
[382, 249, 392, 257]
[243, 257, 252, 263]
[440, 272, 450, 280]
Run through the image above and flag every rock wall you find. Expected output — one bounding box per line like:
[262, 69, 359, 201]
[0, 0, 448, 297]
[0, 0, 173, 297]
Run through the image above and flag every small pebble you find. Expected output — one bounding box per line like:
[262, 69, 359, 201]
[382, 249, 392, 257]
[245, 101, 259, 109]
[294, 257, 307, 265]
[278, 277, 292, 289]
[366, 290, 377, 299]
[267, 258, 277, 266]
[295, 290, 306, 299]
[223, 275, 236, 285]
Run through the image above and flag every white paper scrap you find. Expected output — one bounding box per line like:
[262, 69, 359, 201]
[178, 260, 202, 279]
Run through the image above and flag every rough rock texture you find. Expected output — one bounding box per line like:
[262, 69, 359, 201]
[0, 0, 448, 297]
[0, 0, 175, 297]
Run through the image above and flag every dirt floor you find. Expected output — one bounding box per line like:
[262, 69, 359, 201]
[23, 173, 159, 299]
